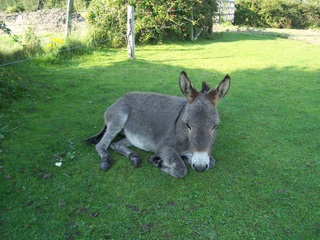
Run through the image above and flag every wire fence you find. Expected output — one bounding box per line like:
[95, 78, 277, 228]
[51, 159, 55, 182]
[0, 9, 86, 43]
[0, 8, 91, 67]
[0, 4, 235, 67]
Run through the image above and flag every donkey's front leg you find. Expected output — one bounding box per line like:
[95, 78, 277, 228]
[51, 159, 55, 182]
[149, 146, 187, 178]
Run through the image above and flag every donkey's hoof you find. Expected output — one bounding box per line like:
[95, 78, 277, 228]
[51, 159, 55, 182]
[131, 157, 141, 167]
[100, 161, 111, 171]
[129, 153, 141, 167]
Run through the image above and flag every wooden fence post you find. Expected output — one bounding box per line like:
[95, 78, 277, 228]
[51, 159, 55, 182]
[65, 0, 74, 38]
[127, 6, 135, 59]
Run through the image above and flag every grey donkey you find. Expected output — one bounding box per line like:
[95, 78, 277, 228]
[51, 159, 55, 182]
[85, 71, 230, 178]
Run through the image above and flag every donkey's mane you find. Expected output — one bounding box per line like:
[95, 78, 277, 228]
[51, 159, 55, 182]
[201, 81, 211, 93]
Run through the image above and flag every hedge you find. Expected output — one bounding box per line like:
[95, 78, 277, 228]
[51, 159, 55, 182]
[234, 0, 320, 29]
[87, 0, 217, 46]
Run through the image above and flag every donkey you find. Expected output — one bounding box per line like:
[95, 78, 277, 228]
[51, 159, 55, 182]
[85, 71, 230, 178]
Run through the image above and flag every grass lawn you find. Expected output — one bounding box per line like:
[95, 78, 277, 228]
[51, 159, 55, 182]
[1, 32, 319, 239]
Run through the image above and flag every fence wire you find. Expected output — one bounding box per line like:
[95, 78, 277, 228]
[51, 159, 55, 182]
[0, 8, 111, 67]
[0, 8, 180, 67]
[0, 4, 235, 67]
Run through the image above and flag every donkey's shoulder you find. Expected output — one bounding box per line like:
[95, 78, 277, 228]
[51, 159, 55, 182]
[119, 92, 186, 113]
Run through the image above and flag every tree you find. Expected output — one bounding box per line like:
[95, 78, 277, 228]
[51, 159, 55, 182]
[87, 0, 217, 46]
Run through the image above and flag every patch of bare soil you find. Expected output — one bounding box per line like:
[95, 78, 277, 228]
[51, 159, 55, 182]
[0, 8, 86, 35]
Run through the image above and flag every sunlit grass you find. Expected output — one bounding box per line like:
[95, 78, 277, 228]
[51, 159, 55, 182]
[1, 32, 319, 239]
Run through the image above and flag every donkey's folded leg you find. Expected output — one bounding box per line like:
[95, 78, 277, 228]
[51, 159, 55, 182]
[209, 156, 216, 169]
[110, 138, 141, 167]
[149, 147, 187, 178]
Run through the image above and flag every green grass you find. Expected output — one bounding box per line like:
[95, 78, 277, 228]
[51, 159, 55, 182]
[1, 32, 319, 239]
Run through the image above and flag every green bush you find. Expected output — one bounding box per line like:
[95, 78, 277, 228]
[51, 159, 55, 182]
[234, 0, 320, 29]
[5, 4, 24, 13]
[303, 3, 320, 29]
[87, 0, 217, 46]
[233, 0, 266, 27]
[43, 36, 89, 64]
[87, 0, 127, 47]
[22, 0, 39, 12]
[43, 0, 67, 9]
[23, 26, 43, 55]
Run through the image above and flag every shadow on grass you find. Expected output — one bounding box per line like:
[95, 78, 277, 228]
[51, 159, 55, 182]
[0, 48, 26, 65]
[0, 31, 279, 66]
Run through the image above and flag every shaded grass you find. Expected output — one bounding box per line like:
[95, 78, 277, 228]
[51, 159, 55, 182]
[1, 33, 320, 239]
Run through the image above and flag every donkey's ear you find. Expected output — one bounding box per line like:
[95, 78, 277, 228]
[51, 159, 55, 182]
[179, 71, 198, 102]
[209, 75, 230, 105]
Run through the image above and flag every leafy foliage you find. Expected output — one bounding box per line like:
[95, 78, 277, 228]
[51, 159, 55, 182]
[0, 22, 44, 64]
[23, 26, 43, 55]
[87, 0, 217, 46]
[0, 21, 25, 47]
[234, 0, 320, 29]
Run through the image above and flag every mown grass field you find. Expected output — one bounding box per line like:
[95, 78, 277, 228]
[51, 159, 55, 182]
[1, 32, 319, 239]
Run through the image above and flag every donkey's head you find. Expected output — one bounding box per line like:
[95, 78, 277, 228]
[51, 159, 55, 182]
[179, 71, 230, 172]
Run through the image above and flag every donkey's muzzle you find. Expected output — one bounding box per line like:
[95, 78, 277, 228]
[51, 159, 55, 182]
[193, 164, 208, 172]
[191, 151, 210, 172]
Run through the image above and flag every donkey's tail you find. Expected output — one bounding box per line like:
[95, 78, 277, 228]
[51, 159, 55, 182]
[84, 125, 107, 144]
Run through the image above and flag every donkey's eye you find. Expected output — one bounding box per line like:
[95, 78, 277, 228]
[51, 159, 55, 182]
[186, 123, 191, 130]
[211, 125, 217, 131]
